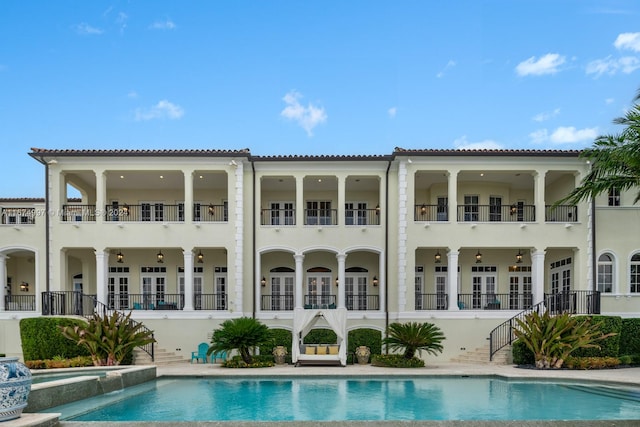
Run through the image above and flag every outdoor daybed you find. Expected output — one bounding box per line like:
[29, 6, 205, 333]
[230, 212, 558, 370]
[296, 344, 342, 366]
[292, 307, 348, 367]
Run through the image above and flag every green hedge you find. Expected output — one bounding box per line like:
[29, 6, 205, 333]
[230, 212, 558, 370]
[258, 328, 292, 360]
[20, 317, 91, 361]
[572, 316, 621, 358]
[347, 328, 382, 355]
[512, 339, 534, 365]
[619, 318, 640, 356]
[303, 329, 338, 344]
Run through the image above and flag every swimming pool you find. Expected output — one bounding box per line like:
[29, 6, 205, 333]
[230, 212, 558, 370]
[47, 376, 640, 422]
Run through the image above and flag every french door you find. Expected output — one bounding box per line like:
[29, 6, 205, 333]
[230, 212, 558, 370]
[307, 275, 331, 306]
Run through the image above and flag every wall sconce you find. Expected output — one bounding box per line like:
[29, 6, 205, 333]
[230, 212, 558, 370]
[116, 251, 124, 263]
[208, 204, 215, 216]
[197, 250, 204, 263]
[434, 250, 441, 264]
[420, 204, 427, 214]
[475, 251, 482, 263]
[157, 250, 164, 264]
[516, 250, 523, 264]
[373, 276, 378, 287]
[335, 278, 339, 287]
[20, 282, 29, 292]
[122, 204, 130, 216]
[261, 277, 266, 287]
[510, 204, 517, 215]
[375, 204, 380, 215]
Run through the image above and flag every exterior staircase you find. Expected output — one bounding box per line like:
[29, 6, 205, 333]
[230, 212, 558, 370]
[449, 344, 512, 365]
[134, 346, 188, 365]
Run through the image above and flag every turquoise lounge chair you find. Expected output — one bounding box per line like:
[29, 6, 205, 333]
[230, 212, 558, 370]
[211, 350, 227, 363]
[191, 342, 209, 364]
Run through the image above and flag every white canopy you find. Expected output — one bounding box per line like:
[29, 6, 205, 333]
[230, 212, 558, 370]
[292, 307, 347, 366]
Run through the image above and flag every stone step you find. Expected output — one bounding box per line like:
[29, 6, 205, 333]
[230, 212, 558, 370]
[450, 344, 511, 365]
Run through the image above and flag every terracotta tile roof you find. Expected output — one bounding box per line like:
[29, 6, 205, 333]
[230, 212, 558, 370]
[0, 197, 45, 203]
[29, 148, 251, 157]
[393, 147, 581, 157]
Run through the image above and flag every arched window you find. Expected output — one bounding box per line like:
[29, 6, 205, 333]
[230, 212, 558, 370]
[631, 253, 640, 293]
[597, 253, 613, 293]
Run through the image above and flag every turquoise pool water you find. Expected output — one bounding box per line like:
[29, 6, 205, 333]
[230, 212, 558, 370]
[48, 376, 640, 422]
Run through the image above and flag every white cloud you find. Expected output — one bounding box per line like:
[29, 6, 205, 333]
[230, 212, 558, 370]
[614, 32, 640, 52]
[436, 60, 456, 78]
[150, 20, 176, 30]
[529, 129, 549, 144]
[116, 12, 128, 33]
[75, 23, 103, 35]
[280, 91, 327, 136]
[453, 136, 503, 150]
[134, 100, 184, 121]
[532, 108, 560, 122]
[549, 126, 598, 143]
[605, 98, 615, 104]
[388, 107, 397, 118]
[586, 55, 640, 77]
[515, 53, 565, 76]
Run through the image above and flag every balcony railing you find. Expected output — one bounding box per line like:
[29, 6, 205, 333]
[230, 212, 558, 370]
[457, 293, 534, 310]
[104, 204, 183, 222]
[194, 204, 228, 222]
[415, 293, 449, 310]
[261, 294, 295, 310]
[261, 209, 296, 226]
[545, 205, 578, 222]
[1, 208, 36, 225]
[304, 209, 338, 226]
[456, 205, 536, 222]
[345, 294, 379, 310]
[42, 291, 98, 316]
[544, 291, 599, 314]
[414, 205, 449, 222]
[62, 205, 97, 222]
[345, 209, 380, 226]
[4, 295, 36, 311]
[303, 294, 337, 308]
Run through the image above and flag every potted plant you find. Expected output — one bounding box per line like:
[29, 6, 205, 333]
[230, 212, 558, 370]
[272, 346, 288, 365]
[355, 346, 371, 364]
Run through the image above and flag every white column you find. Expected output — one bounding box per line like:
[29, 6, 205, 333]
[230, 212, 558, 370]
[296, 177, 304, 226]
[294, 254, 304, 308]
[448, 171, 458, 222]
[531, 249, 546, 305]
[336, 254, 346, 308]
[184, 171, 194, 223]
[183, 250, 194, 311]
[378, 253, 386, 314]
[337, 176, 345, 226]
[0, 254, 7, 311]
[95, 170, 106, 224]
[255, 254, 262, 314]
[534, 171, 545, 223]
[95, 250, 109, 306]
[448, 250, 459, 310]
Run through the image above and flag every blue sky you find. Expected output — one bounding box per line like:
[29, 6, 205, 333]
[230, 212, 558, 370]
[1, 1, 640, 197]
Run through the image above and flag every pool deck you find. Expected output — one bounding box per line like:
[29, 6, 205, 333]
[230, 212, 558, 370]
[10, 362, 640, 427]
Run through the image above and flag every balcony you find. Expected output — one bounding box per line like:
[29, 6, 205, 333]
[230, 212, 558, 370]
[415, 293, 534, 311]
[345, 208, 380, 226]
[545, 205, 578, 222]
[261, 208, 296, 226]
[4, 295, 36, 311]
[106, 293, 228, 311]
[345, 294, 379, 310]
[414, 204, 449, 222]
[101, 203, 228, 223]
[304, 209, 338, 226]
[456, 205, 536, 222]
[261, 294, 295, 310]
[1, 207, 36, 225]
[62, 205, 97, 222]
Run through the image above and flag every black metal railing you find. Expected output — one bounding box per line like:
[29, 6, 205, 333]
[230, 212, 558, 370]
[457, 293, 533, 310]
[193, 204, 228, 222]
[415, 293, 449, 310]
[345, 209, 380, 226]
[104, 204, 183, 222]
[42, 291, 154, 362]
[304, 209, 338, 226]
[4, 295, 36, 311]
[456, 205, 536, 222]
[488, 290, 600, 361]
[193, 293, 228, 310]
[345, 294, 380, 310]
[107, 293, 185, 311]
[545, 205, 578, 222]
[260, 294, 295, 311]
[62, 205, 97, 222]
[260, 209, 296, 226]
[414, 205, 449, 222]
[303, 294, 337, 308]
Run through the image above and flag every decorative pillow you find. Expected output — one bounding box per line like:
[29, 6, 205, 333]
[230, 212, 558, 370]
[305, 346, 316, 355]
[328, 345, 339, 355]
[316, 346, 328, 355]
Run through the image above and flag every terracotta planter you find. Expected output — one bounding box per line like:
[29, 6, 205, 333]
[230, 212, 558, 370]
[0, 357, 32, 421]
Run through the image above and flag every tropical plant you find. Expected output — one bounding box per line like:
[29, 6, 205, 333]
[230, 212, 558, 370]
[60, 311, 155, 366]
[557, 91, 640, 206]
[513, 311, 615, 369]
[382, 321, 445, 360]
[207, 317, 273, 364]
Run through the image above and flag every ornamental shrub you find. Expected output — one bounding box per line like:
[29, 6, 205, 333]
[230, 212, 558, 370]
[512, 339, 535, 366]
[371, 354, 424, 368]
[304, 329, 337, 344]
[572, 316, 621, 357]
[619, 318, 640, 356]
[348, 328, 382, 355]
[20, 317, 91, 361]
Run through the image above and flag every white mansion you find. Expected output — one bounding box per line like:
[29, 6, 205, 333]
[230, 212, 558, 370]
[0, 147, 638, 362]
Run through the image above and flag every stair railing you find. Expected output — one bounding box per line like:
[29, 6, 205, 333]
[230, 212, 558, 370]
[42, 291, 154, 362]
[488, 300, 545, 361]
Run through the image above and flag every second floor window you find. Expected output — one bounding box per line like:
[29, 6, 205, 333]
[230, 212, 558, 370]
[597, 253, 614, 293]
[608, 187, 620, 206]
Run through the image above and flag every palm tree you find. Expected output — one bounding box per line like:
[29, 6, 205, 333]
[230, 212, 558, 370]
[382, 321, 445, 359]
[207, 317, 273, 364]
[559, 91, 640, 206]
